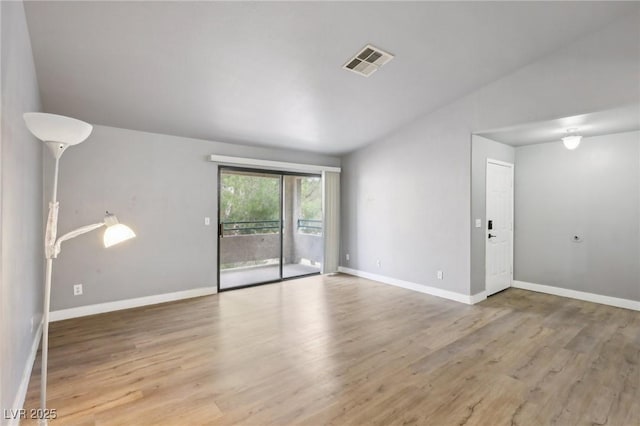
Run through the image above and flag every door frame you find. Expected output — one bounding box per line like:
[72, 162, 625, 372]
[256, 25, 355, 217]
[216, 165, 322, 292]
[484, 158, 514, 295]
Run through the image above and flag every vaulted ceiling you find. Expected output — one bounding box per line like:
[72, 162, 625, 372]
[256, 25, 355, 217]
[24, 1, 636, 154]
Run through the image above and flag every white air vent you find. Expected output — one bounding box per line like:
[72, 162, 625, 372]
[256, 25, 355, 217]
[343, 44, 394, 77]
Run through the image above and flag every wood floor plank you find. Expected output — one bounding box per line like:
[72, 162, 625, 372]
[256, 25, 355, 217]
[22, 274, 640, 425]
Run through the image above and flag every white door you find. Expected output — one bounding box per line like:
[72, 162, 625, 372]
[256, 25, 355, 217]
[485, 160, 514, 296]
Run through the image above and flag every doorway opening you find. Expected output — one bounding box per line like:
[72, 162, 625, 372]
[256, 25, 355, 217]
[217, 167, 323, 291]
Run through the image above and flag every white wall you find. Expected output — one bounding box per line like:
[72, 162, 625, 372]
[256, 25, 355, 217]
[49, 125, 339, 311]
[0, 0, 43, 417]
[514, 131, 639, 301]
[340, 12, 640, 298]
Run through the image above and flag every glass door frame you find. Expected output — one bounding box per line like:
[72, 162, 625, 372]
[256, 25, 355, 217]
[217, 165, 322, 292]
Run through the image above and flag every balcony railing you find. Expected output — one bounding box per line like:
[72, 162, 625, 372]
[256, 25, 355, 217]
[297, 219, 322, 235]
[222, 220, 280, 236]
[221, 219, 323, 236]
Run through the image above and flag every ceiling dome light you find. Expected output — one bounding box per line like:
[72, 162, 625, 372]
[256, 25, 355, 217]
[562, 128, 582, 150]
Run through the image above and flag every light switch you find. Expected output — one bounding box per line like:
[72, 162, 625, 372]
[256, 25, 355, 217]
[204, 217, 211, 226]
[475, 219, 482, 228]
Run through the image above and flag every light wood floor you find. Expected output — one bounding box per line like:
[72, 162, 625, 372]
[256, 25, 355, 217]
[24, 274, 639, 425]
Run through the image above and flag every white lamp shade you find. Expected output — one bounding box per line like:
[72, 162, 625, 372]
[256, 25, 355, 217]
[562, 135, 582, 150]
[103, 224, 136, 248]
[23, 112, 93, 145]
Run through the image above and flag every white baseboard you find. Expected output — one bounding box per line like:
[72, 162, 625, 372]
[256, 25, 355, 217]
[9, 320, 43, 426]
[337, 267, 486, 305]
[468, 291, 488, 305]
[49, 287, 217, 322]
[513, 280, 640, 311]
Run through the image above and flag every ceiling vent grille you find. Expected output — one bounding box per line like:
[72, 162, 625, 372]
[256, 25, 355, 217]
[343, 44, 394, 77]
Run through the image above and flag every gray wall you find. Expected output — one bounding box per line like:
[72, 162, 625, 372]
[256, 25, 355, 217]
[340, 13, 639, 297]
[470, 136, 515, 295]
[50, 125, 339, 311]
[340, 116, 472, 294]
[0, 0, 43, 416]
[514, 131, 640, 301]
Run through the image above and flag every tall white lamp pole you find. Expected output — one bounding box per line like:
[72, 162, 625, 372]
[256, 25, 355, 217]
[23, 113, 136, 425]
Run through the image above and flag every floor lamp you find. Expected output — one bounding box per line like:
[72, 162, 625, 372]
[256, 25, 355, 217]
[23, 113, 136, 424]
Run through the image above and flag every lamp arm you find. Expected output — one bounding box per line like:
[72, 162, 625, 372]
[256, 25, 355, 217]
[51, 222, 105, 258]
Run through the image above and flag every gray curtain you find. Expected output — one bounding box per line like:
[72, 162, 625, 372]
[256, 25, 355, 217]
[322, 171, 340, 273]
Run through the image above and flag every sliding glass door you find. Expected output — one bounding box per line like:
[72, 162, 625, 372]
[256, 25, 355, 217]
[282, 175, 323, 278]
[218, 167, 322, 290]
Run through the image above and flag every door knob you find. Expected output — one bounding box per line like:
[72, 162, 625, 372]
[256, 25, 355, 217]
[488, 233, 496, 239]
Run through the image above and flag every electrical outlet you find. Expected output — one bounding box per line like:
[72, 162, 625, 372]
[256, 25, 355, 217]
[204, 217, 211, 226]
[346, 253, 350, 261]
[437, 270, 444, 280]
[73, 284, 83, 296]
[376, 259, 381, 268]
